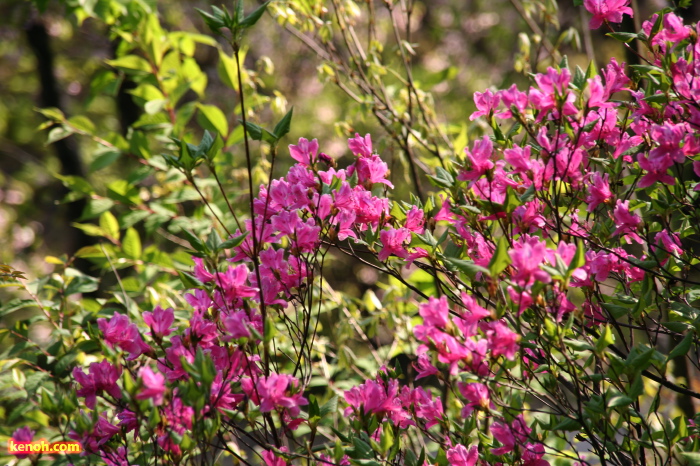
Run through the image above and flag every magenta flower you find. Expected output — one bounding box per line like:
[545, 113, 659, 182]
[143, 305, 175, 337]
[612, 199, 641, 242]
[289, 137, 319, 166]
[418, 295, 450, 328]
[69, 412, 120, 453]
[484, 321, 520, 360]
[378, 227, 412, 261]
[73, 360, 122, 408]
[241, 373, 308, 417]
[584, 0, 633, 29]
[136, 366, 166, 406]
[458, 382, 491, 416]
[354, 154, 393, 188]
[509, 236, 552, 287]
[97, 313, 151, 360]
[653, 230, 683, 265]
[192, 256, 214, 282]
[586, 172, 613, 211]
[344, 375, 413, 427]
[215, 264, 259, 302]
[523, 443, 551, 466]
[411, 386, 444, 428]
[404, 206, 425, 233]
[348, 133, 373, 157]
[458, 136, 494, 181]
[413, 353, 439, 379]
[470, 89, 500, 120]
[10, 427, 34, 459]
[637, 152, 675, 188]
[116, 409, 138, 436]
[447, 444, 479, 466]
[491, 415, 532, 455]
[262, 448, 289, 466]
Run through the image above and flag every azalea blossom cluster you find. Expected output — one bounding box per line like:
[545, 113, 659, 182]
[50, 4, 700, 466]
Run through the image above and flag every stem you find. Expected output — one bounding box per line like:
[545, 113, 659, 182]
[232, 44, 272, 387]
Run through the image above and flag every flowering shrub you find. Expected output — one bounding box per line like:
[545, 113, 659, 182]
[3, 1, 700, 465]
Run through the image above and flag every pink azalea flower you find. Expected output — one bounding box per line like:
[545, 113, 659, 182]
[73, 360, 122, 409]
[509, 236, 552, 287]
[289, 137, 319, 165]
[653, 230, 683, 264]
[97, 313, 151, 360]
[378, 227, 412, 261]
[116, 409, 138, 437]
[413, 352, 439, 379]
[484, 321, 520, 360]
[143, 305, 175, 337]
[418, 295, 450, 328]
[523, 443, 550, 466]
[586, 172, 613, 211]
[612, 199, 641, 242]
[262, 447, 290, 466]
[214, 264, 259, 302]
[583, 0, 633, 29]
[411, 386, 444, 428]
[241, 373, 308, 417]
[354, 154, 394, 188]
[447, 444, 479, 466]
[10, 427, 34, 459]
[458, 382, 491, 416]
[458, 136, 494, 181]
[603, 58, 630, 95]
[470, 89, 500, 120]
[497, 84, 529, 118]
[348, 133, 373, 157]
[491, 415, 531, 455]
[192, 256, 214, 282]
[69, 413, 120, 453]
[136, 366, 166, 405]
[404, 206, 425, 233]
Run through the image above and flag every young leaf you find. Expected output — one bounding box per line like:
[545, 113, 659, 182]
[488, 236, 511, 277]
[272, 107, 293, 139]
[239, 1, 270, 29]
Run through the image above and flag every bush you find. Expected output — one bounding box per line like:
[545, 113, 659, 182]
[3, 1, 700, 465]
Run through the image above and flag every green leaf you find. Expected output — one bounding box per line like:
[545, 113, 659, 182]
[553, 417, 581, 431]
[107, 55, 152, 74]
[445, 257, 490, 278]
[379, 423, 394, 454]
[567, 241, 586, 274]
[196, 7, 226, 34]
[427, 167, 455, 188]
[668, 333, 694, 361]
[218, 50, 239, 90]
[240, 1, 270, 28]
[272, 107, 293, 139]
[488, 236, 511, 277]
[46, 126, 74, 145]
[608, 394, 634, 408]
[99, 211, 120, 241]
[197, 104, 229, 137]
[320, 396, 338, 417]
[504, 187, 520, 214]
[595, 324, 615, 354]
[606, 32, 638, 43]
[219, 232, 249, 250]
[243, 121, 263, 141]
[89, 150, 121, 172]
[123, 228, 142, 260]
[80, 198, 115, 221]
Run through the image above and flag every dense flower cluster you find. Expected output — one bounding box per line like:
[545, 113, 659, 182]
[46, 3, 700, 466]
